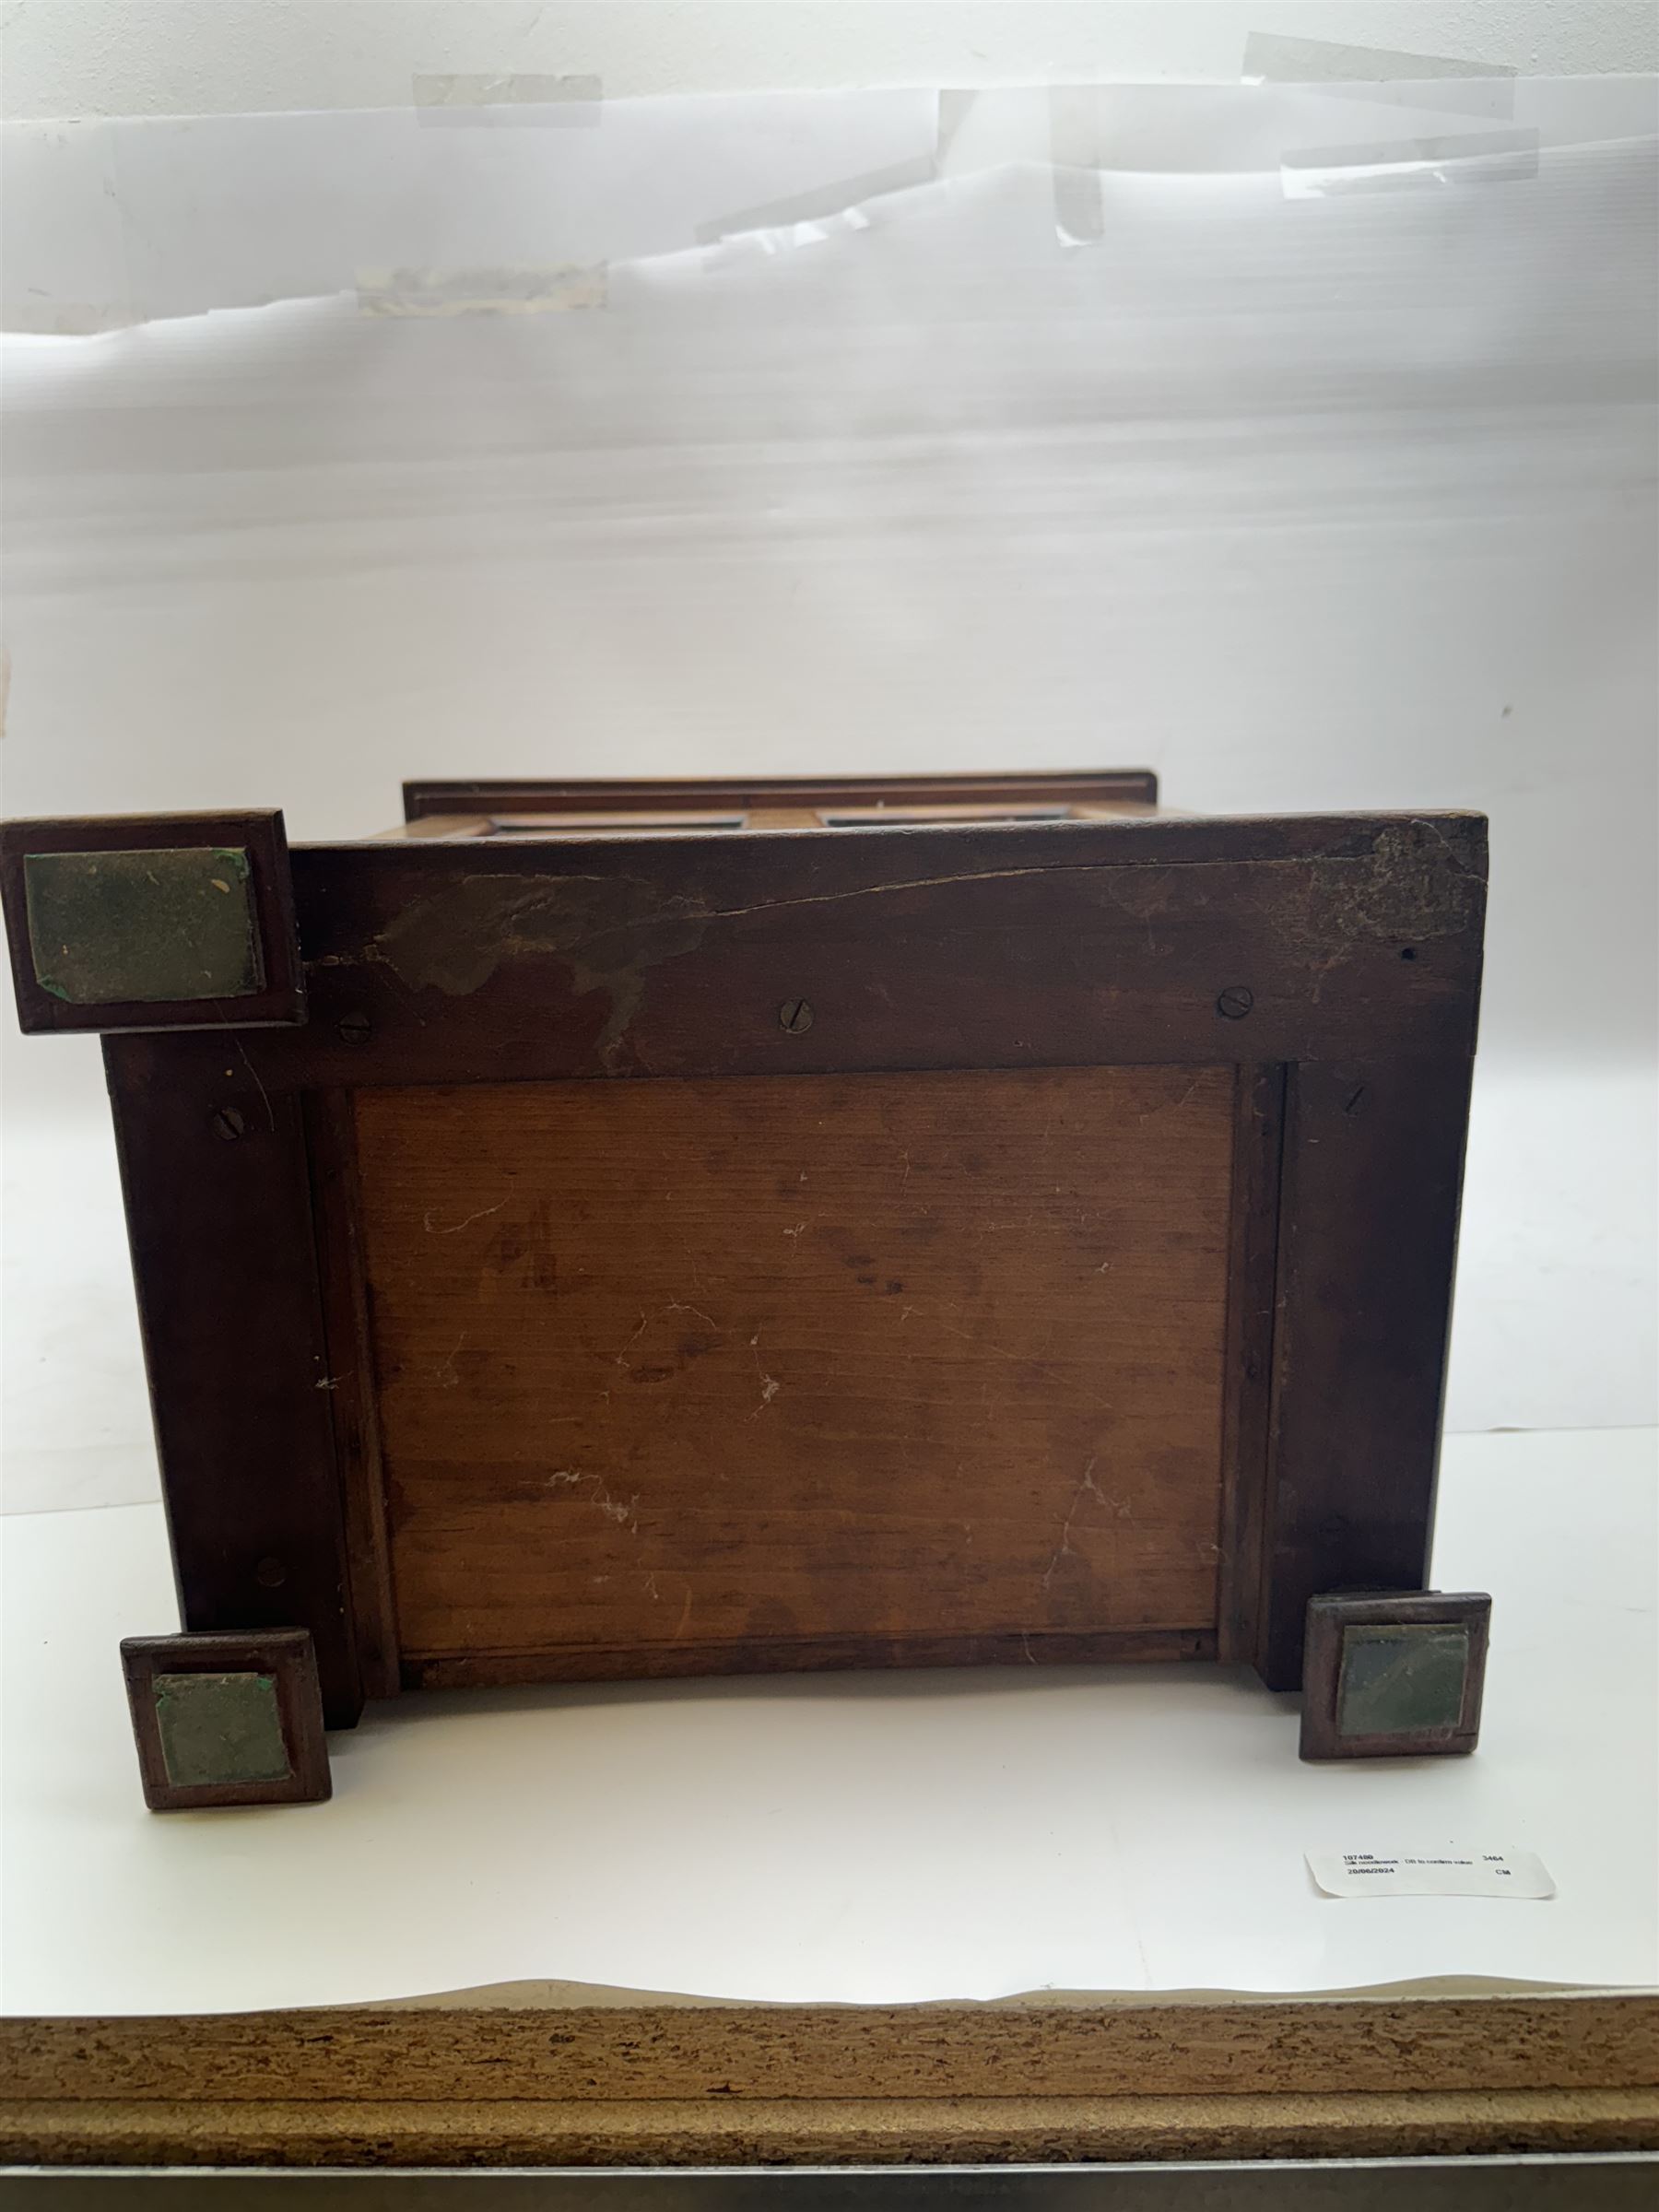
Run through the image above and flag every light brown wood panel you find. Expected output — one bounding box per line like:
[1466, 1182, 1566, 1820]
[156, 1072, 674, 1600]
[13, 2088, 1658, 2168]
[354, 1065, 1236, 1678]
[10, 1991, 1654, 2166]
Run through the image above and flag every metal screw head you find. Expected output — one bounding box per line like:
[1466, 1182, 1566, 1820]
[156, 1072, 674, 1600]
[1216, 985, 1254, 1020]
[254, 1556, 288, 1589]
[337, 1012, 371, 1045]
[209, 1105, 247, 1141]
[778, 998, 815, 1034]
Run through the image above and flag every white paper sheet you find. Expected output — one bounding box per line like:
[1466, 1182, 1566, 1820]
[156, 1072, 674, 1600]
[8, 78, 1654, 332]
[2, 80, 1654, 1520]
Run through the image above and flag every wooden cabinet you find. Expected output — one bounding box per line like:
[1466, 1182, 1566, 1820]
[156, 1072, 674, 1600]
[3, 773, 1486, 1727]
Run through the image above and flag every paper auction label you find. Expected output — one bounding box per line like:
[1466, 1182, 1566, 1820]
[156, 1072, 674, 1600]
[1307, 1850, 1556, 1899]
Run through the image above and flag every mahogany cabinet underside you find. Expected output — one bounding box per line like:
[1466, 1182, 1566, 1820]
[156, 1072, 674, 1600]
[1, 777, 1485, 1727]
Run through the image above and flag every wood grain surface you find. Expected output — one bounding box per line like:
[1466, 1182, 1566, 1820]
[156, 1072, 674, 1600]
[9, 2088, 1654, 2169]
[354, 1065, 1236, 1679]
[11, 1994, 1651, 2102]
[6, 1993, 1653, 2165]
[106, 1062, 363, 1725]
[273, 812, 1488, 1091]
[1257, 1054, 1476, 1687]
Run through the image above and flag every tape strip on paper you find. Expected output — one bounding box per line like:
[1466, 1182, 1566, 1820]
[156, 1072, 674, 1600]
[1053, 60, 1533, 241]
[1282, 128, 1541, 199]
[695, 88, 977, 255]
[412, 73, 602, 127]
[694, 157, 935, 249]
[1049, 88, 1112, 247]
[356, 265, 608, 316]
[1243, 32, 1518, 120]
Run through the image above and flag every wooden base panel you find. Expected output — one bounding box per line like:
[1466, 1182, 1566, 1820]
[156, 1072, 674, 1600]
[356, 1065, 1237, 1678]
[6, 2089, 1656, 2169]
[10, 1996, 1652, 2105]
[6, 1987, 1648, 2168]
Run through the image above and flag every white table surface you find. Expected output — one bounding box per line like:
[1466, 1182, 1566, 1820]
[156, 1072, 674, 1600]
[2, 1426, 1653, 2017]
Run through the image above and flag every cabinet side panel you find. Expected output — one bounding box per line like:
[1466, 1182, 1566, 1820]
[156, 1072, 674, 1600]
[104, 1044, 362, 1724]
[1258, 1056, 1476, 1689]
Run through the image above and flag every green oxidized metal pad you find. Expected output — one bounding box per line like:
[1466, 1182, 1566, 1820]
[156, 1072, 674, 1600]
[24, 846, 262, 1005]
[154, 1671, 292, 1789]
[1336, 1624, 1470, 1737]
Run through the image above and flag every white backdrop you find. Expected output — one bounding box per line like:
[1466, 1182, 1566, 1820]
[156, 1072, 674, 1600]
[2, 71, 1655, 1517]
[5, 2, 1656, 123]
